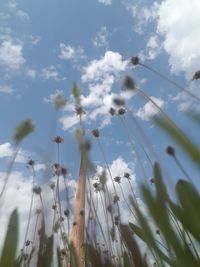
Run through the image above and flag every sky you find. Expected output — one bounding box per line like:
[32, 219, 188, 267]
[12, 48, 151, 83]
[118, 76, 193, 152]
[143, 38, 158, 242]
[0, 0, 200, 251]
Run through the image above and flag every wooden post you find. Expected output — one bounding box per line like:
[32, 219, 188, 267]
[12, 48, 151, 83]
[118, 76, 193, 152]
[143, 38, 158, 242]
[70, 153, 86, 267]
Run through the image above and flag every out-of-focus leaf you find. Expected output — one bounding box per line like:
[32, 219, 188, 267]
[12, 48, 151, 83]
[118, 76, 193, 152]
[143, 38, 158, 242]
[0, 209, 19, 267]
[129, 222, 147, 243]
[14, 119, 35, 144]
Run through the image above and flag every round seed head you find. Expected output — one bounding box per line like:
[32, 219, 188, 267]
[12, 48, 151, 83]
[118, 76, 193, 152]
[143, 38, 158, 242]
[53, 136, 64, 144]
[121, 75, 136, 91]
[64, 209, 70, 217]
[114, 176, 121, 183]
[192, 70, 200, 80]
[92, 129, 100, 138]
[27, 159, 35, 167]
[113, 97, 125, 107]
[166, 145, 175, 157]
[32, 185, 42, 195]
[124, 172, 130, 179]
[109, 107, 116, 116]
[118, 108, 126, 115]
[131, 56, 140, 66]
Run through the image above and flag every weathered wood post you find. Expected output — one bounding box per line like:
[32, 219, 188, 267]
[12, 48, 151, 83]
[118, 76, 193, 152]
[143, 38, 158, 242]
[70, 152, 87, 267]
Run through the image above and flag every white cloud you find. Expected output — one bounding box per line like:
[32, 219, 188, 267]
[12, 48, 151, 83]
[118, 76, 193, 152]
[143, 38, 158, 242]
[0, 84, 13, 94]
[136, 96, 165, 121]
[0, 142, 27, 163]
[44, 89, 65, 104]
[157, 0, 200, 78]
[58, 43, 85, 61]
[0, 39, 25, 71]
[41, 65, 64, 81]
[98, 0, 112, 5]
[124, 2, 159, 34]
[82, 51, 127, 82]
[92, 26, 109, 48]
[26, 68, 36, 79]
[60, 51, 128, 130]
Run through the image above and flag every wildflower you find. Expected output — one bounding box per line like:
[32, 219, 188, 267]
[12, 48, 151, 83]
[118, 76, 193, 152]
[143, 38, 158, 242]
[121, 75, 136, 91]
[53, 136, 64, 144]
[166, 145, 175, 157]
[124, 172, 130, 179]
[118, 108, 126, 115]
[32, 185, 42, 195]
[131, 56, 140, 66]
[109, 107, 116, 116]
[192, 70, 200, 80]
[114, 176, 121, 183]
[91, 129, 99, 138]
[64, 209, 70, 217]
[113, 195, 120, 204]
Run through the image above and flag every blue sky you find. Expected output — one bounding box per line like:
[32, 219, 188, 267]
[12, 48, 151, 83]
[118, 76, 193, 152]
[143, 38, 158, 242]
[0, 0, 200, 248]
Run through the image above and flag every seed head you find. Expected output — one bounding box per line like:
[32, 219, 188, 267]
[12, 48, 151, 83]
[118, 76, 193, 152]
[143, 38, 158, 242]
[75, 105, 85, 115]
[131, 56, 140, 66]
[113, 195, 120, 204]
[109, 107, 116, 116]
[64, 209, 70, 217]
[114, 176, 121, 183]
[92, 129, 100, 138]
[192, 70, 200, 80]
[121, 75, 136, 91]
[124, 172, 130, 179]
[113, 97, 125, 107]
[53, 136, 64, 144]
[118, 108, 126, 115]
[32, 185, 42, 195]
[27, 159, 35, 167]
[166, 145, 175, 157]
[50, 182, 55, 190]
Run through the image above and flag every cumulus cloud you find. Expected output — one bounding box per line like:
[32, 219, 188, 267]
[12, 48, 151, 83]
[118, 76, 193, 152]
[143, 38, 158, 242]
[58, 43, 86, 61]
[98, 0, 112, 5]
[60, 51, 128, 130]
[0, 39, 25, 71]
[136, 96, 165, 121]
[0, 84, 13, 94]
[92, 26, 109, 48]
[157, 0, 200, 78]
[0, 142, 28, 163]
[40, 65, 65, 81]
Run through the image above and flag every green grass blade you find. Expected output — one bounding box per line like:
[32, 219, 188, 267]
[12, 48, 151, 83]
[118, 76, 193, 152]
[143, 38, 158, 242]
[0, 209, 19, 267]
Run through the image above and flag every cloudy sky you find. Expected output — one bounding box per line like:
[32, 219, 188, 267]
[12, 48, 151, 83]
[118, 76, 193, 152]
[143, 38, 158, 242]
[0, 0, 200, 250]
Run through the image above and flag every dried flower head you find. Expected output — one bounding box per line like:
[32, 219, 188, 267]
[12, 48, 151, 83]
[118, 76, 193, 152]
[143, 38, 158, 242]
[131, 56, 140, 66]
[192, 70, 200, 80]
[53, 136, 64, 144]
[64, 209, 70, 217]
[75, 105, 85, 115]
[113, 97, 125, 107]
[114, 216, 119, 226]
[121, 75, 136, 91]
[79, 209, 85, 216]
[50, 182, 55, 190]
[27, 159, 35, 167]
[150, 178, 155, 184]
[93, 182, 101, 192]
[61, 167, 68, 176]
[92, 129, 100, 138]
[32, 185, 42, 195]
[124, 172, 130, 179]
[113, 195, 120, 204]
[118, 108, 126, 115]
[166, 145, 175, 157]
[52, 204, 57, 210]
[109, 107, 116, 116]
[114, 176, 121, 183]
[25, 240, 31, 246]
[35, 208, 41, 214]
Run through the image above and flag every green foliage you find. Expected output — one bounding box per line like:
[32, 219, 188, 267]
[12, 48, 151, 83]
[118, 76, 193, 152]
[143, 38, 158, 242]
[0, 209, 19, 267]
[14, 119, 35, 144]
